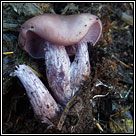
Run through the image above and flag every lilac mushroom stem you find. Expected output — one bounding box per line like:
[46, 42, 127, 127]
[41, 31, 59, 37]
[44, 42, 72, 105]
[70, 42, 90, 95]
[14, 64, 60, 123]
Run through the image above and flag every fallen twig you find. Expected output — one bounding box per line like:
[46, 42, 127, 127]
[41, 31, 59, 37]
[3, 52, 14, 55]
[111, 54, 131, 69]
[93, 117, 104, 132]
[121, 12, 133, 26]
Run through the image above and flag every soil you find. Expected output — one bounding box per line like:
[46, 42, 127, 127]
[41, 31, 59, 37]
[2, 2, 134, 134]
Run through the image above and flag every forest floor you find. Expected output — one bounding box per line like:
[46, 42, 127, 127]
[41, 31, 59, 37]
[2, 2, 134, 134]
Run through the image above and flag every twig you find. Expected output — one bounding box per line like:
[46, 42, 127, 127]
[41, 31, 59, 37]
[110, 118, 126, 133]
[121, 12, 133, 26]
[129, 3, 133, 10]
[110, 106, 131, 118]
[57, 94, 78, 131]
[111, 54, 131, 69]
[93, 117, 104, 132]
[125, 86, 133, 98]
[3, 52, 14, 55]
[101, 48, 132, 69]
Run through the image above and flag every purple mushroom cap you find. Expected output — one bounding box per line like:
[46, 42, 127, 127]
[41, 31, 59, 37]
[19, 13, 102, 58]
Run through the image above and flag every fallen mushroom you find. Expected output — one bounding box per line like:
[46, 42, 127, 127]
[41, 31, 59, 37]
[16, 13, 102, 122]
[14, 64, 60, 124]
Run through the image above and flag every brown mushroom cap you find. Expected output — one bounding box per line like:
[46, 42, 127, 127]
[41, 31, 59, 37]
[19, 13, 102, 58]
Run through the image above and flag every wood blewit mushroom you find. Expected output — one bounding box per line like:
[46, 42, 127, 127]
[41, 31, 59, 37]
[15, 13, 102, 122]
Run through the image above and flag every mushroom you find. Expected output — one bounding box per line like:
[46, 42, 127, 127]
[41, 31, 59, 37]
[17, 13, 102, 117]
[14, 64, 60, 124]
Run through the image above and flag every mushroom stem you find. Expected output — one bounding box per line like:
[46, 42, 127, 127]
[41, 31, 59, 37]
[70, 42, 90, 95]
[14, 64, 60, 123]
[44, 42, 72, 105]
